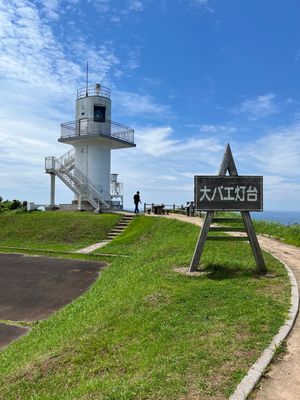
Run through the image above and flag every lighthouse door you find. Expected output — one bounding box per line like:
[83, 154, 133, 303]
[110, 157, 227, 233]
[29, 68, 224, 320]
[79, 118, 88, 135]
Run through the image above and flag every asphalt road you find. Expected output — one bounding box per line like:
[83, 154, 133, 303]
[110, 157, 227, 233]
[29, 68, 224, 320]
[0, 323, 28, 349]
[0, 253, 105, 349]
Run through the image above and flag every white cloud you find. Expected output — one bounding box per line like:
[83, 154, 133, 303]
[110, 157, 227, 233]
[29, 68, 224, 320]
[113, 91, 171, 117]
[0, 0, 175, 206]
[238, 93, 279, 120]
[199, 124, 236, 134]
[0, 0, 81, 94]
[160, 175, 178, 181]
[186, 0, 214, 12]
[221, 124, 300, 210]
[112, 121, 300, 209]
[135, 126, 223, 157]
[0, 132, 57, 165]
[0, 0, 135, 203]
[90, 0, 110, 13]
[88, 0, 145, 21]
[247, 124, 300, 176]
[128, 0, 143, 11]
[135, 126, 179, 156]
[40, 0, 60, 21]
[194, 0, 209, 5]
[112, 125, 225, 206]
[0, 0, 124, 96]
[261, 175, 300, 210]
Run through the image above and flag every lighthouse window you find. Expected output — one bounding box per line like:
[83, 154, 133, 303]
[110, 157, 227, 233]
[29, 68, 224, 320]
[94, 105, 106, 122]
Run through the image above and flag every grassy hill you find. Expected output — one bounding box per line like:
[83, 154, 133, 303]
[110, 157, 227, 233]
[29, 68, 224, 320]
[0, 211, 122, 251]
[215, 211, 300, 247]
[0, 214, 291, 399]
[254, 219, 300, 247]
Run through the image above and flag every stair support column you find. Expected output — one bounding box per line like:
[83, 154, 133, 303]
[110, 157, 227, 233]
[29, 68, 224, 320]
[77, 195, 82, 211]
[50, 173, 56, 207]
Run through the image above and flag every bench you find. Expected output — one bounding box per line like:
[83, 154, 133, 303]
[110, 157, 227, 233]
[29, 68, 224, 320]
[153, 205, 165, 215]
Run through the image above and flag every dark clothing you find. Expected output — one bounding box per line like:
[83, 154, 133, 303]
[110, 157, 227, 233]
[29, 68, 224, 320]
[134, 193, 141, 214]
[133, 194, 140, 204]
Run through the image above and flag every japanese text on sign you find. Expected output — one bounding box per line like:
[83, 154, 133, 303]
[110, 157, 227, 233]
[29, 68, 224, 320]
[194, 176, 263, 211]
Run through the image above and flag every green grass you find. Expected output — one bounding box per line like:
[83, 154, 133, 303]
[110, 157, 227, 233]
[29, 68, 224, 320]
[215, 211, 300, 248]
[0, 216, 290, 400]
[253, 220, 300, 247]
[0, 211, 122, 251]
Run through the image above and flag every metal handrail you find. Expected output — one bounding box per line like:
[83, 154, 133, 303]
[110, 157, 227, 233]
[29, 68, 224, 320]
[60, 118, 134, 144]
[111, 182, 124, 196]
[72, 167, 110, 203]
[57, 148, 75, 167]
[45, 154, 110, 210]
[77, 84, 110, 100]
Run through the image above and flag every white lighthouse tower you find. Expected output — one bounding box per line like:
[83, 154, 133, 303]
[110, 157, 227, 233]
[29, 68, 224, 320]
[45, 83, 135, 212]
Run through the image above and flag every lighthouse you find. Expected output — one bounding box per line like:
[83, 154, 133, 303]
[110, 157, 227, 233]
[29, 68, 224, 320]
[45, 83, 135, 212]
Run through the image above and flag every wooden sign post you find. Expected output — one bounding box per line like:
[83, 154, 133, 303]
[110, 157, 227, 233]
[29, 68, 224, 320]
[189, 144, 266, 274]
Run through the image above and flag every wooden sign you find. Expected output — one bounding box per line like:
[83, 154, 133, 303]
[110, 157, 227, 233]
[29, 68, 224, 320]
[189, 144, 266, 274]
[195, 176, 263, 211]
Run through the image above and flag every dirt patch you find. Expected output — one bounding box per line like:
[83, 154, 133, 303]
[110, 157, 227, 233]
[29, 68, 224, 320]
[174, 267, 212, 277]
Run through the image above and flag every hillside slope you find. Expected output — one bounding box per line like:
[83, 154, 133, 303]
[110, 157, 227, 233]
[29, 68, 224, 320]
[0, 216, 290, 399]
[0, 211, 121, 251]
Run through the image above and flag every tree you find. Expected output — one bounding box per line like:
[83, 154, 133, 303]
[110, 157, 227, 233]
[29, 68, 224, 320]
[9, 199, 22, 210]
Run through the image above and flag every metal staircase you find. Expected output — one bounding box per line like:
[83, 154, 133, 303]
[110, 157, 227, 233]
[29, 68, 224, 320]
[45, 149, 110, 212]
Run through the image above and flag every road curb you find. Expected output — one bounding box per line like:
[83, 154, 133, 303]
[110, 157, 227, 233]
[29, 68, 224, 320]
[229, 257, 299, 400]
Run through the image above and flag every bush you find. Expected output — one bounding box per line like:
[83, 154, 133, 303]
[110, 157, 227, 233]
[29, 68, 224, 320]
[10, 199, 22, 210]
[0, 197, 24, 212]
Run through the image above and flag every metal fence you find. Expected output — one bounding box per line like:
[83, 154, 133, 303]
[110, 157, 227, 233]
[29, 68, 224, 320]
[143, 203, 204, 217]
[76, 84, 111, 100]
[60, 118, 134, 144]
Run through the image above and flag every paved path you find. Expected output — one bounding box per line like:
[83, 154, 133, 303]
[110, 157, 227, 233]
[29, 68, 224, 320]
[251, 237, 300, 400]
[164, 213, 300, 400]
[0, 253, 105, 349]
[76, 241, 110, 254]
[0, 323, 28, 349]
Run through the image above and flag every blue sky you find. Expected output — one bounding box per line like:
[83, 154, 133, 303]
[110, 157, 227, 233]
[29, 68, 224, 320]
[1, 0, 300, 210]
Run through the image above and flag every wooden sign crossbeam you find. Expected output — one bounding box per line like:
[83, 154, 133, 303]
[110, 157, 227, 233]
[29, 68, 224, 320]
[189, 144, 267, 274]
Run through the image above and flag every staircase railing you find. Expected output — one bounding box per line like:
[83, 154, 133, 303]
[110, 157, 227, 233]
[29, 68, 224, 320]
[72, 167, 111, 209]
[45, 156, 81, 195]
[45, 153, 110, 211]
[58, 148, 75, 170]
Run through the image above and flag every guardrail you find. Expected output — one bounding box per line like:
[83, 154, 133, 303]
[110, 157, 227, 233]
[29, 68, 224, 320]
[77, 84, 110, 99]
[45, 154, 110, 210]
[60, 118, 134, 144]
[58, 148, 75, 169]
[143, 203, 208, 217]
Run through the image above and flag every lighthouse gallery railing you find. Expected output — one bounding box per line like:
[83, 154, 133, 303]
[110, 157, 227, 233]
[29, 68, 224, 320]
[60, 119, 134, 144]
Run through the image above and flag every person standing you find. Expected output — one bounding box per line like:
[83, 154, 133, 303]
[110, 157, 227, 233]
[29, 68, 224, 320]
[133, 191, 141, 214]
[186, 202, 190, 217]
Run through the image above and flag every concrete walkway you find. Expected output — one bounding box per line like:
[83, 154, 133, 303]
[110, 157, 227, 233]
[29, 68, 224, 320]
[251, 236, 300, 400]
[75, 241, 110, 254]
[163, 213, 300, 400]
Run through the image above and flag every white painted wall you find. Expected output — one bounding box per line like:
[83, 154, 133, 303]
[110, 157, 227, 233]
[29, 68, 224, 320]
[72, 87, 112, 201]
[75, 93, 111, 120]
[73, 141, 111, 201]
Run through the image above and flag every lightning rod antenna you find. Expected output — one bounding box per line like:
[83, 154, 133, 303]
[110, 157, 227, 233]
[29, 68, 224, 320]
[86, 61, 89, 96]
